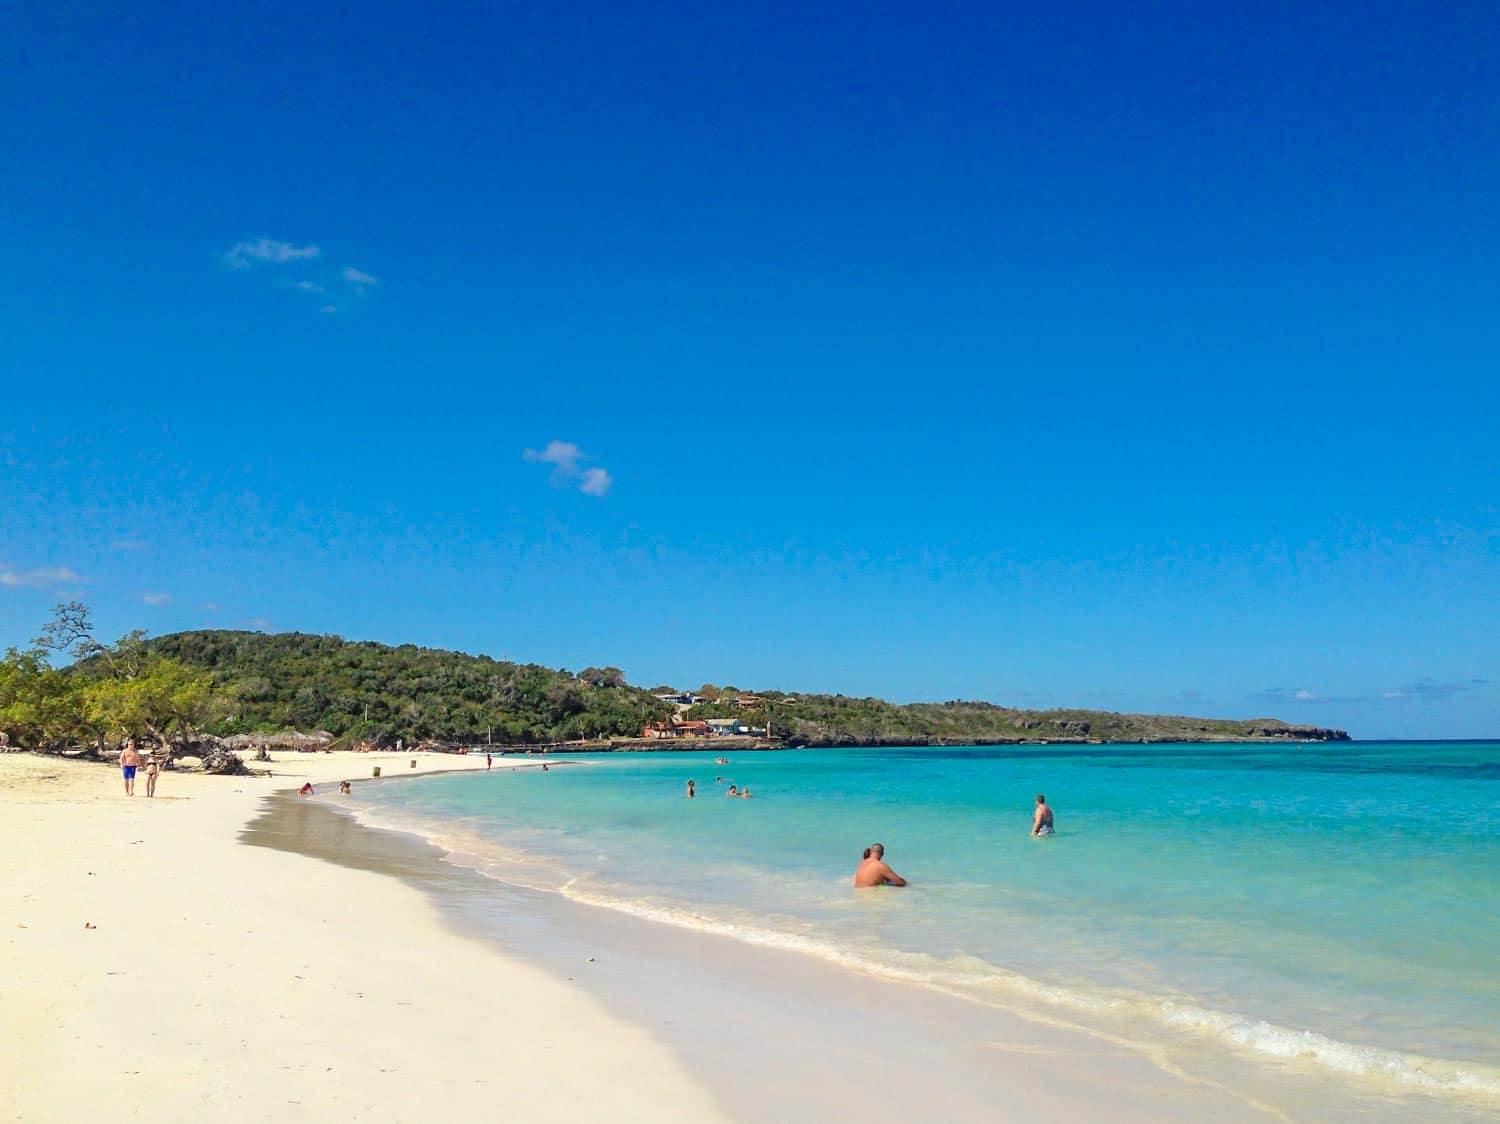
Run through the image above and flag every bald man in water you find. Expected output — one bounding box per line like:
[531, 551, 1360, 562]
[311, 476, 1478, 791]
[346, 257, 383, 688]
[853, 843, 907, 888]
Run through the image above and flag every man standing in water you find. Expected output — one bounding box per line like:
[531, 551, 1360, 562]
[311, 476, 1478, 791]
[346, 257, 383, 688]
[1032, 794, 1055, 836]
[686, 779, 696, 798]
[853, 843, 907, 887]
[118, 740, 143, 797]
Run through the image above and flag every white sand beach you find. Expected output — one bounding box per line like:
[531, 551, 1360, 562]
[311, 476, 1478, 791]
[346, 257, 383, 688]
[1, 752, 731, 1123]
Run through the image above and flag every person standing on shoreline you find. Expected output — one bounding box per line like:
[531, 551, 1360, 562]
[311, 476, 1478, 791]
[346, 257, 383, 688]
[144, 754, 161, 798]
[118, 740, 143, 797]
[1032, 794, 1055, 836]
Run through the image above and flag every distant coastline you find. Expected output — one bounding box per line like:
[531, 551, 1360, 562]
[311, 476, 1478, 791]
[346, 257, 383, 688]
[128, 629, 1351, 751]
[479, 727, 1352, 755]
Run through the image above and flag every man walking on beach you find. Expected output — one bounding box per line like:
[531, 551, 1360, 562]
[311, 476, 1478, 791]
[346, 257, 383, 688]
[118, 740, 143, 797]
[854, 843, 907, 888]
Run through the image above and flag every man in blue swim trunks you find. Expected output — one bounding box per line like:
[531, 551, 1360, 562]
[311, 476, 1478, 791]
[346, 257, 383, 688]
[118, 740, 143, 797]
[1031, 793, 1055, 836]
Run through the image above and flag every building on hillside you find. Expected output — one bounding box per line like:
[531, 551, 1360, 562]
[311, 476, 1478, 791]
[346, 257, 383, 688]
[642, 723, 682, 739]
[734, 695, 765, 709]
[653, 691, 699, 707]
[674, 720, 713, 737]
[705, 718, 751, 736]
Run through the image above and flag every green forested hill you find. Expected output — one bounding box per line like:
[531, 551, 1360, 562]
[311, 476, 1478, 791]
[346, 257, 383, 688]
[142, 630, 671, 743]
[139, 630, 1348, 746]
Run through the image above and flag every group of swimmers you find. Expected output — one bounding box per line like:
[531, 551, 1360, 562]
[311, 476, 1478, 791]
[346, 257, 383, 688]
[685, 778, 754, 799]
[297, 780, 354, 796]
[853, 795, 1055, 888]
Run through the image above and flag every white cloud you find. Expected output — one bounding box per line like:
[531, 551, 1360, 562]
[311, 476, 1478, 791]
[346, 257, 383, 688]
[291, 280, 327, 294]
[223, 238, 321, 269]
[0, 565, 85, 588]
[578, 467, 613, 497]
[141, 591, 172, 605]
[342, 266, 378, 286]
[524, 440, 614, 498]
[525, 440, 584, 473]
[321, 305, 338, 314]
[200, 601, 221, 613]
[1294, 689, 1317, 701]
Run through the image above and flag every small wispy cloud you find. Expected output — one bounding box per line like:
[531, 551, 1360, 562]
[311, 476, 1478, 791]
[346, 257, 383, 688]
[246, 617, 272, 631]
[1259, 679, 1487, 706]
[200, 601, 221, 613]
[524, 440, 613, 497]
[1377, 679, 1483, 702]
[578, 467, 613, 496]
[223, 237, 379, 313]
[0, 564, 85, 588]
[141, 591, 172, 606]
[526, 440, 584, 473]
[223, 238, 321, 269]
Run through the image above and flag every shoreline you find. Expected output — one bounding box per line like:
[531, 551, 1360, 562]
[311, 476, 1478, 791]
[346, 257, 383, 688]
[254, 767, 1492, 1123]
[246, 790, 1294, 1123]
[6, 750, 1489, 1122]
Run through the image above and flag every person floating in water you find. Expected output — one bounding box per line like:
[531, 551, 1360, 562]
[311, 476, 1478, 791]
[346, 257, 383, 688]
[1032, 794, 1055, 836]
[686, 779, 696, 799]
[726, 785, 738, 797]
[853, 843, 906, 887]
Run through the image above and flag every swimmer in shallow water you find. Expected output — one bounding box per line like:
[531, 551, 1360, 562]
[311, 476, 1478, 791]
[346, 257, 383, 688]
[1032, 793, 1055, 836]
[853, 843, 906, 888]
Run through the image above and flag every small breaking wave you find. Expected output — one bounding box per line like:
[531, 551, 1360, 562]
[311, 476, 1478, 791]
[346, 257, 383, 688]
[350, 798, 1500, 1107]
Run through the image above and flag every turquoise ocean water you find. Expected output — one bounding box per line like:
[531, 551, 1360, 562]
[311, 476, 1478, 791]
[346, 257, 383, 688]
[358, 742, 1500, 1106]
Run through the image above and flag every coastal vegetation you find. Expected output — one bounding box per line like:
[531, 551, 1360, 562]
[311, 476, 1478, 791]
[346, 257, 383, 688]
[684, 691, 1339, 744]
[0, 606, 1348, 755]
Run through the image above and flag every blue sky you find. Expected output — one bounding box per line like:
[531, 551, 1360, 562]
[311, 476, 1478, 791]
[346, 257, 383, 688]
[2, 3, 1496, 738]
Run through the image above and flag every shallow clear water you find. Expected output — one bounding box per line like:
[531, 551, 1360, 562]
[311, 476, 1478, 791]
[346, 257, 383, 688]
[359, 742, 1500, 1103]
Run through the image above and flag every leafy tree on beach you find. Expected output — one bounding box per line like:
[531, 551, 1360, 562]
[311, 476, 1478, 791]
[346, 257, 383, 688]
[0, 603, 218, 756]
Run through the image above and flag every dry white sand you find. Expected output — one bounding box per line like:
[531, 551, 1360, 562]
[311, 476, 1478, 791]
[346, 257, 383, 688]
[1, 751, 731, 1123]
